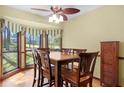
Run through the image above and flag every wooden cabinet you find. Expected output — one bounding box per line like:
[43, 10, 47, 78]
[100, 41, 119, 86]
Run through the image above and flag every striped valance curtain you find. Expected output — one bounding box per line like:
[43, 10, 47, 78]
[6, 21, 22, 34]
[26, 27, 43, 36]
[45, 29, 62, 38]
[4, 19, 62, 37]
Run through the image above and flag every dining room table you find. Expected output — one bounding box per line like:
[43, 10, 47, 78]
[50, 51, 79, 87]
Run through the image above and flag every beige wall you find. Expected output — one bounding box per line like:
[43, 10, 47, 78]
[63, 6, 124, 86]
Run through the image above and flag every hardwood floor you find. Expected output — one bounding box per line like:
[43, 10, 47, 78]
[0, 69, 101, 87]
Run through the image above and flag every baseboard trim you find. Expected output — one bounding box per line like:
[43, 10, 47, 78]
[93, 76, 100, 80]
[93, 77, 122, 87]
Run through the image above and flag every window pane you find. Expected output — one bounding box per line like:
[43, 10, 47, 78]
[26, 32, 40, 65]
[34, 35, 40, 48]
[2, 29, 18, 74]
[26, 51, 33, 65]
[3, 52, 18, 73]
[48, 32, 61, 51]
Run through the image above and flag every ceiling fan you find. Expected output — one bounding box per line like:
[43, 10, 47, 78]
[31, 6, 80, 21]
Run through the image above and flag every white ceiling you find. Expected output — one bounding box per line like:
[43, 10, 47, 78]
[7, 5, 102, 20]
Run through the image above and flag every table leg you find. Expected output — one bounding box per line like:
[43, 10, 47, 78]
[55, 62, 61, 87]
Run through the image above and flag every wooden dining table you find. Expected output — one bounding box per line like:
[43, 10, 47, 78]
[50, 51, 79, 87]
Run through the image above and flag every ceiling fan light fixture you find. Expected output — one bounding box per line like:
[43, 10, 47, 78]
[52, 14, 58, 20]
[49, 14, 64, 23]
[59, 15, 63, 22]
[49, 16, 53, 22]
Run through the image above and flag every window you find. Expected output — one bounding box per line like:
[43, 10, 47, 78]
[26, 29, 41, 65]
[2, 27, 18, 73]
[48, 30, 62, 51]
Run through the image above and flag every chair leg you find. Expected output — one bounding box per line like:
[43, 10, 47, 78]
[32, 79, 36, 87]
[60, 78, 63, 87]
[89, 79, 92, 87]
[39, 70, 43, 87]
[70, 84, 73, 87]
[32, 64, 37, 87]
[65, 81, 69, 87]
[37, 68, 41, 87]
[40, 76, 44, 87]
[49, 80, 52, 87]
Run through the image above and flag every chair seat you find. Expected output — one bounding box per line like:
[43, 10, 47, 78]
[61, 52, 98, 87]
[62, 67, 91, 86]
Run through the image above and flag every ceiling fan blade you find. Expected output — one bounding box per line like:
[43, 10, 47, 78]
[60, 14, 68, 21]
[62, 8, 80, 14]
[31, 8, 50, 12]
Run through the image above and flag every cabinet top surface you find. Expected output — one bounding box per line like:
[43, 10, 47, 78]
[100, 41, 120, 43]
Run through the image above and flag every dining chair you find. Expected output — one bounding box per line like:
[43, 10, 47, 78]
[71, 49, 87, 69]
[62, 52, 99, 87]
[61, 48, 72, 54]
[36, 48, 55, 87]
[32, 49, 39, 87]
[73, 49, 87, 54]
